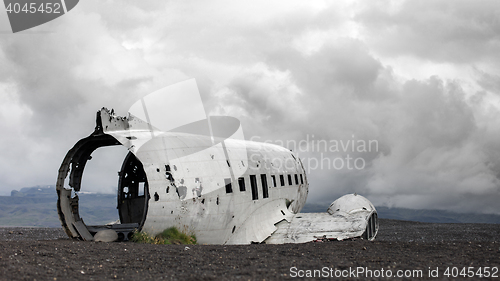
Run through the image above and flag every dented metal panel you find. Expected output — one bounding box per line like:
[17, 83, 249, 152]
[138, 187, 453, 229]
[266, 194, 378, 243]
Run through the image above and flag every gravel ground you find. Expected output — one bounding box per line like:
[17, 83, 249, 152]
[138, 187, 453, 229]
[0, 219, 499, 280]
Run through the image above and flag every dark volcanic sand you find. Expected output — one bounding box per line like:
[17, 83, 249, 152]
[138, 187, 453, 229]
[0, 219, 499, 280]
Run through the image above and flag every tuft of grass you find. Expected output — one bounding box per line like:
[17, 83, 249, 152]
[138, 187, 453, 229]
[131, 227, 196, 245]
[131, 230, 161, 244]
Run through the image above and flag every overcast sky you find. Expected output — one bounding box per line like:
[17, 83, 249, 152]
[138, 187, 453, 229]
[1, 0, 499, 215]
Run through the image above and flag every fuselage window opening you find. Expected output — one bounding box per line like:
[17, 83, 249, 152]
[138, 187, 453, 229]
[250, 175, 258, 200]
[138, 182, 145, 196]
[225, 178, 233, 193]
[261, 174, 269, 198]
[280, 175, 285, 186]
[287, 174, 292, 185]
[294, 174, 299, 185]
[300, 174, 304, 184]
[271, 175, 277, 187]
[238, 177, 246, 192]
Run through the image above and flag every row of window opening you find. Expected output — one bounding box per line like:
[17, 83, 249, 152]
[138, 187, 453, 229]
[225, 173, 304, 200]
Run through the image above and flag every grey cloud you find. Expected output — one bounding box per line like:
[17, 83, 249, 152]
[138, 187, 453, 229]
[269, 39, 383, 95]
[217, 37, 500, 214]
[0, 7, 173, 193]
[356, 0, 500, 63]
[476, 68, 500, 94]
[129, 1, 350, 68]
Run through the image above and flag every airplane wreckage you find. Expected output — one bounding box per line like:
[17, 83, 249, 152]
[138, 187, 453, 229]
[56, 79, 378, 244]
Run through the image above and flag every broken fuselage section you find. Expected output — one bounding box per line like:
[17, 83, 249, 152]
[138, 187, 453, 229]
[57, 109, 378, 244]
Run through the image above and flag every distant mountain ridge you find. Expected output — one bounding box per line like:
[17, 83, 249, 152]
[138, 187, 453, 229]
[10, 185, 56, 197]
[1, 186, 499, 227]
[0, 185, 118, 227]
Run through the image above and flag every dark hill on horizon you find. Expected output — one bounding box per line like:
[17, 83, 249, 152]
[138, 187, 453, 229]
[1, 185, 499, 227]
[1, 185, 118, 227]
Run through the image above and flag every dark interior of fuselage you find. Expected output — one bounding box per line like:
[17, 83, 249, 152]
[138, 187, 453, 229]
[117, 152, 149, 225]
[85, 151, 149, 241]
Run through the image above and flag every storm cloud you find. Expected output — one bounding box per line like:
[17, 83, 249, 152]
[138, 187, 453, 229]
[1, 0, 499, 215]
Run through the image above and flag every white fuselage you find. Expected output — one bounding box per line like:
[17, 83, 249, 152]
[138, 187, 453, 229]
[132, 132, 309, 244]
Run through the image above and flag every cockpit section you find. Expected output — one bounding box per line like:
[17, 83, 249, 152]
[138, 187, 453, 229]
[56, 120, 150, 241]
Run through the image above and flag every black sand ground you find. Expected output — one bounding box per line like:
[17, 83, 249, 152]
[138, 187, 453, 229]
[0, 219, 499, 280]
